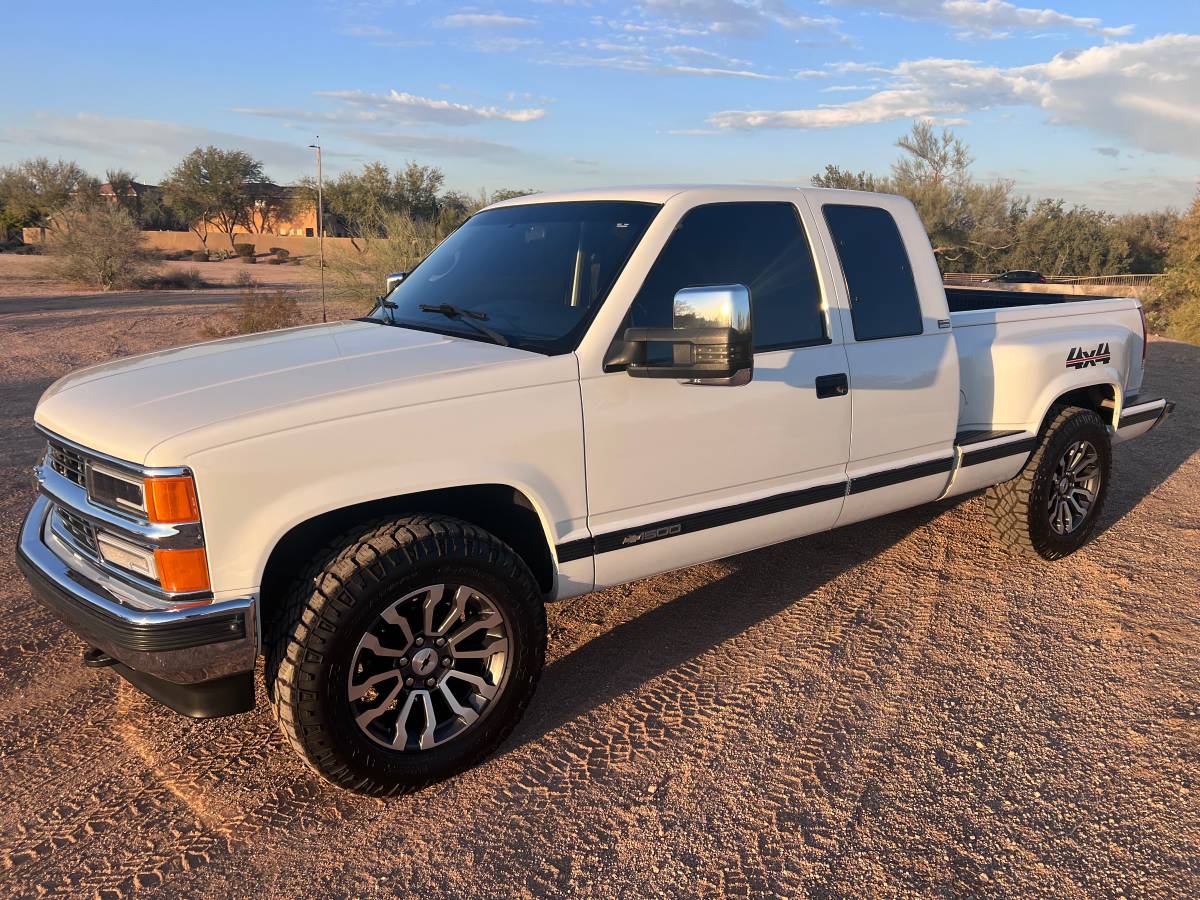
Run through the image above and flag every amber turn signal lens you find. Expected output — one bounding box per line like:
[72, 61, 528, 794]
[144, 475, 200, 524]
[154, 548, 210, 594]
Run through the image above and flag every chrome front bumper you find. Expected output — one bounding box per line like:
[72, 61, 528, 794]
[16, 494, 258, 716]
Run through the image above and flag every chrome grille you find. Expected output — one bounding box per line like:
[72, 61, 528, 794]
[53, 506, 100, 559]
[47, 440, 87, 487]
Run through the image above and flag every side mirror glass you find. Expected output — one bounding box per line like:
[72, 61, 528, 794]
[384, 271, 408, 296]
[622, 284, 753, 385]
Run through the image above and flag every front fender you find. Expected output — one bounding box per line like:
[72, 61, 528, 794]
[184, 379, 588, 599]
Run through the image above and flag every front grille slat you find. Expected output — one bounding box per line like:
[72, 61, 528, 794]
[48, 441, 87, 487]
[54, 507, 100, 558]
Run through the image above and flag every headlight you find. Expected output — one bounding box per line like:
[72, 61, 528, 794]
[87, 466, 200, 525]
[87, 463, 146, 515]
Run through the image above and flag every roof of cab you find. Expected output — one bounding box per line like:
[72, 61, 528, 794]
[485, 183, 904, 210]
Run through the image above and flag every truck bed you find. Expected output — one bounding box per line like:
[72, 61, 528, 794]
[947, 289, 1144, 440]
[944, 286, 1117, 313]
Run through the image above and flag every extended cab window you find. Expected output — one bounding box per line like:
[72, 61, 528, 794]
[626, 202, 826, 353]
[822, 204, 922, 341]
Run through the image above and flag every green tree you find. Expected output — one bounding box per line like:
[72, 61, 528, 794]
[1001, 200, 1130, 276]
[1110, 210, 1180, 273]
[307, 161, 398, 248]
[395, 161, 444, 220]
[161, 147, 267, 249]
[0, 157, 97, 234]
[103, 168, 141, 221]
[1148, 193, 1200, 342]
[303, 161, 450, 249]
[811, 165, 883, 192]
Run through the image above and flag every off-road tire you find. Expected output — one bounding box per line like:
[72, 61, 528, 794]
[266, 514, 546, 795]
[984, 406, 1112, 560]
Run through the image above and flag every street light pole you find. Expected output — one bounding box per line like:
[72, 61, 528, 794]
[308, 137, 326, 323]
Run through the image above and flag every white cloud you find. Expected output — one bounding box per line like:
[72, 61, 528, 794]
[636, 0, 839, 36]
[342, 129, 531, 162]
[313, 90, 546, 124]
[435, 12, 538, 28]
[0, 113, 324, 172]
[829, 0, 1132, 39]
[546, 35, 783, 78]
[707, 34, 1200, 157]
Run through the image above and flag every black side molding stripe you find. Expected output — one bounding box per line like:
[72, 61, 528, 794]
[594, 481, 847, 555]
[847, 457, 954, 495]
[955, 429, 1022, 446]
[555, 538, 594, 563]
[1119, 407, 1163, 428]
[960, 437, 1038, 467]
[558, 455, 970, 562]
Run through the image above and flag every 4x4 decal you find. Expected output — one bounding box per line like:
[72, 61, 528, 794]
[1066, 342, 1111, 369]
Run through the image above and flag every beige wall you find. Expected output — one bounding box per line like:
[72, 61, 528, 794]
[139, 231, 357, 256]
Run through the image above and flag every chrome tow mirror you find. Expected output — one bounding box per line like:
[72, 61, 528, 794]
[623, 284, 753, 385]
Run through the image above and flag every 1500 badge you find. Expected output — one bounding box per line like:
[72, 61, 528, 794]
[1066, 342, 1111, 369]
[621, 523, 683, 546]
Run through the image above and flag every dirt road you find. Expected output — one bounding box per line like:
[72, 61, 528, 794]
[0, 289, 1197, 898]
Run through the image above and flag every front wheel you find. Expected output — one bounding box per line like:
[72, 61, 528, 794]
[266, 515, 546, 794]
[984, 406, 1112, 560]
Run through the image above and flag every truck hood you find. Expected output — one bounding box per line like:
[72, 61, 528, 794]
[35, 320, 549, 465]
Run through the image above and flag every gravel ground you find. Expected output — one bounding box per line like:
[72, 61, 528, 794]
[0, 252, 317, 296]
[0, 288, 1197, 899]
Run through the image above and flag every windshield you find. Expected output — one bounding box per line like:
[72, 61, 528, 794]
[364, 201, 660, 354]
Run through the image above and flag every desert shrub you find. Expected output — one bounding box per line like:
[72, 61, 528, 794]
[203, 279, 301, 337]
[142, 267, 209, 290]
[191, 250, 209, 262]
[234, 242, 255, 257]
[43, 202, 152, 290]
[209, 248, 233, 261]
[241, 255, 257, 264]
[273, 248, 289, 259]
[267, 256, 285, 265]
[325, 210, 445, 308]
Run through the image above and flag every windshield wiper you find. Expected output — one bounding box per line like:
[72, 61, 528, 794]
[418, 303, 509, 347]
[364, 295, 399, 324]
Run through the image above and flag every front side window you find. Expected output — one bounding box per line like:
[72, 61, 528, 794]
[822, 204, 923, 341]
[366, 201, 660, 354]
[624, 202, 827, 353]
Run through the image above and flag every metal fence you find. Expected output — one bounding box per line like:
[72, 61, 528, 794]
[944, 273, 1164, 287]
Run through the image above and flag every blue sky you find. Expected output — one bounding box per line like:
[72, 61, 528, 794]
[2, 1, 1197, 212]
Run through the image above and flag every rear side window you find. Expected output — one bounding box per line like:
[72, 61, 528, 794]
[822, 204, 922, 341]
[627, 202, 826, 352]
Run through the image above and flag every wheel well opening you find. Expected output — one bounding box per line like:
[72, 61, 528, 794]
[1043, 384, 1117, 432]
[259, 485, 555, 636]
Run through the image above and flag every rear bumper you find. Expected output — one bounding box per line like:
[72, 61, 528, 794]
[1113, 397, 1174, 444]
[16, 495, 257, 717]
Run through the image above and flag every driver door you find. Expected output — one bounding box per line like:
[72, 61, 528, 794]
[579, 200, 853, 588]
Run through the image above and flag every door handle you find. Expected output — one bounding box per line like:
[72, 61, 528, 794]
[815, 373, 849, 399]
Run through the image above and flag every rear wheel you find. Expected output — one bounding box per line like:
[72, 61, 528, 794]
[266, 515, 546, 794]
[984, 406, 1112, 560]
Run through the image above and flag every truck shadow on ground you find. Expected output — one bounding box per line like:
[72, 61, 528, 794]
[512, 498, 954, 750]
[1099, 338, 1198, 532]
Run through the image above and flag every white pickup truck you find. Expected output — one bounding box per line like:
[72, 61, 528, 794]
[18, 186, 1173, 793]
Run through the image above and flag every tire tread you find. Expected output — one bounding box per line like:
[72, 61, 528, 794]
[265, 514, 545, 795]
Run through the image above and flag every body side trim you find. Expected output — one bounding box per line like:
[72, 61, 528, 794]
[561, 452, 966, 560]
